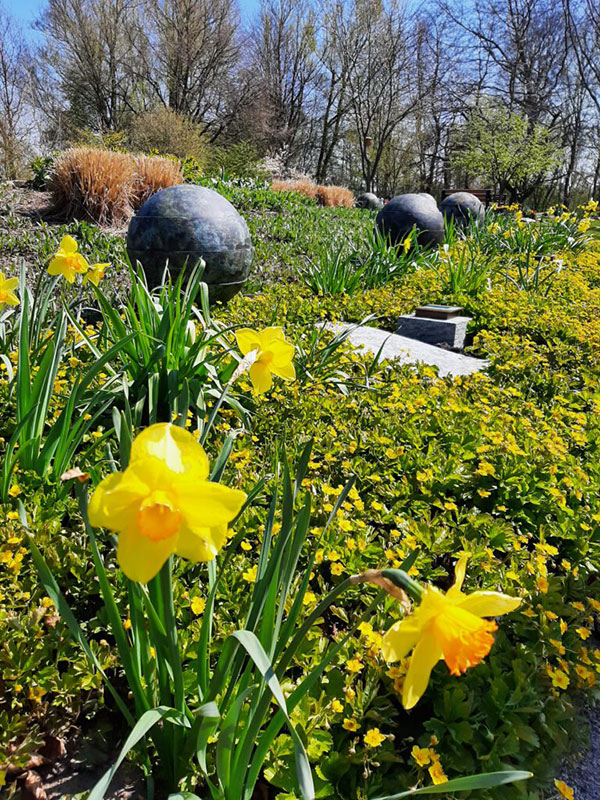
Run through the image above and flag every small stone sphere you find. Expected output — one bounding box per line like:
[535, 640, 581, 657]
[126, 185, 253, 303]
[356, 192, 383, 210]
[440, 192, 485, 227]
[376, 193, 444, 248]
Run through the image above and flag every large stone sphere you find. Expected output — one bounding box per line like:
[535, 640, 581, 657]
[356, 192, 383, 210]
[440, 192, 485, 228]
[376, 193, 444, 248]
[418, 192, 438, 207]
[126, 185, 253, 303]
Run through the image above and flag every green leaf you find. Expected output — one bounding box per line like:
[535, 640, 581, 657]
[230, 631, 314, 800]
[89, 707, 189, 800]
[372, 770, 532, 799]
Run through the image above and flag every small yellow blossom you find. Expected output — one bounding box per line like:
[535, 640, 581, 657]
[411, 745, 432, 767]
[428, 760, 448, 785]
[343, 718, 360, 731]
[364, 728, 386, 748]
[191, 596, 206, 615]
[554, 779, 574, 799]
[346, 658, 363, 673]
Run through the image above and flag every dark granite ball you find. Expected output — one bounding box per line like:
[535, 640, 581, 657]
[126, 185, 253, 303]
[440, 192, 485, 227]
[356, 192, 383, 210]
[376, 193, 444, 248]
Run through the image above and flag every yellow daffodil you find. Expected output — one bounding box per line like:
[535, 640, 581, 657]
[0, 272, 19, 310]
[89, 423, 246, 582]
[235, 327, 295, 394]
[381, 556, 521, 709]
[48, 235, 89, 283]
[83, 262, 109, 286]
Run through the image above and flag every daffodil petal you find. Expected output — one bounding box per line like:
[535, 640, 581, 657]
[176, 523, 229, 562]
[3, 278, 18, 291]
[451, 554, 469, 593]
[174, 478, 246, 529]
[249, 361, 273, 393]
[402, 633, 442, 710]
[381, 618, 421, 662]
[59, 235, 78, 254]
[130, 423, 209, 479]
[47, 256, 66, 275]
[117, 527, 175, 583]
[88, 471, 146, 531]
[235, 328, 262, 356]
[271, 360, 296, 381]
[269, 338, 295, 366]
[456, 591, 521, 618]
[258, 327, 286, 347]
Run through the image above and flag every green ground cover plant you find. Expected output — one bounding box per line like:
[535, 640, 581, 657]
[0, 183, 599, 800]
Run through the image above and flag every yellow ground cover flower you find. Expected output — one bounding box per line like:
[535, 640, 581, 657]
[89, 423, 246, 582]
[0, 272, 19, 309]
[364, 728, 386, 747]
[428, 760, 448, 785]
[381, 556, 521, 709]
[48, 235, 90, 282]
[235, 326, 295, 394]
[554, 779, 574, 799]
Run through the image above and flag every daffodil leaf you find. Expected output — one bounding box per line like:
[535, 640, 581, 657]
[89, 706, 189, 800]
[372, 770, 532, 799]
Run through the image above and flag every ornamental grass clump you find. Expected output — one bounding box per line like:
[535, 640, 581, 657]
[49, 148, 184, 225]
[49, 147, 136, 225]
[132, 154, 184, 209]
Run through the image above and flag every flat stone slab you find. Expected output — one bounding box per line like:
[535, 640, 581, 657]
[327, 323, 489, 377]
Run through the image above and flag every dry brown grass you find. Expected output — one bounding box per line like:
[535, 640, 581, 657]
[271, 178, 354, 207]
[49, 148, 184, 225]
[132, 155, 183, 209]
[315, 185, 354, 207]
[49, 148, 135, 225]
[271, 178, 319, 199]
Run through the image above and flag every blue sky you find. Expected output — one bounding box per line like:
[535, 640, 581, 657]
[10, 0, 260, 33]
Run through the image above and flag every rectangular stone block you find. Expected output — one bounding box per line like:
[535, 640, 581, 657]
[396, 314, 471, 349]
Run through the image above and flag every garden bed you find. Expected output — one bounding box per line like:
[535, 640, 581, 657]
[1, 181, 599, 799]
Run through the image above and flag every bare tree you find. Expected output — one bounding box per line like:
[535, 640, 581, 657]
[131, 0, 242, 137]
[35, 0, 141, 133]
[334, 0, 421, 192]
[248, 0, 319, 159]
[0, 5, 30, 178]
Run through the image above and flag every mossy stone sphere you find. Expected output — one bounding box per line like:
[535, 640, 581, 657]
[376, 193, 444, 248]
[126, 185, 253, 303]
[440, 191, 485, 227]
